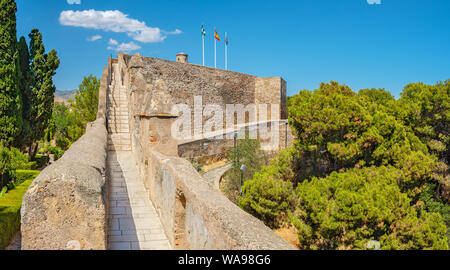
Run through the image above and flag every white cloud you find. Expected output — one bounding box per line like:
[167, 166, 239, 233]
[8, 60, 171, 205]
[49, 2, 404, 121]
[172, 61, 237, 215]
[59, 9, 181, 43]
[67, 0, 81, 4]
[87, 35, 102, 42]
[367, 0, 381, 4]
[107, 41, 141, 53]
[166, 29, 183, 35]
[108, 38, 118, 45]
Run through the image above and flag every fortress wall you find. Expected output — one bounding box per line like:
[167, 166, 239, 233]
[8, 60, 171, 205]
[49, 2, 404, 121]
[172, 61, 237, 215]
[147, 151, 295, 250]
[126, 55, 257, 117]
[121, 53, 291, 159]
[255, 77, 288, 120]
[20, 118, 108, 250]
[178, 120, 295, 158]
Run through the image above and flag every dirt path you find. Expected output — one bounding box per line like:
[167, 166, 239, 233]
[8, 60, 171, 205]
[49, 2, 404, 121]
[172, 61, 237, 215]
[5, 232, 21, 250]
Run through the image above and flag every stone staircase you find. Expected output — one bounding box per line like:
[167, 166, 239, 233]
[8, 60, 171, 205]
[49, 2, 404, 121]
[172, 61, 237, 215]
[106, 63, 171, 250]
[108, 63, 131, 152]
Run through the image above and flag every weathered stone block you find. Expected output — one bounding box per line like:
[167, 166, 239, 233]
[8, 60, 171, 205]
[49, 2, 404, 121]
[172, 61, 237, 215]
[21, 118, 108, 250]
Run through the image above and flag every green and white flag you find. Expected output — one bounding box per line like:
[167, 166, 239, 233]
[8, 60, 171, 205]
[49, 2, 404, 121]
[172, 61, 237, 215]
[201, 25, 206, 66]
[201, 25, 206, 36]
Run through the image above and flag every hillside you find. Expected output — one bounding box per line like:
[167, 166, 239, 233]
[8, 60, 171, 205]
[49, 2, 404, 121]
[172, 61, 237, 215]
[54, 90, 76, 105]
[55, 90, 76, 100]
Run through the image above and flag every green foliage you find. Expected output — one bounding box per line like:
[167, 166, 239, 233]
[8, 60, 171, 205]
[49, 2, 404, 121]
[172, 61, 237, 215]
[16, 36, 33, 149]
[0, 0, 22, 147]
[419, 183, 450, 245]
[246, 80, 449, 250]
[0, 171, 38, 249]
[0, 187, 6, 198]
[49, 102, 71, 149]
[9, 147, 29, 169]
[28, 29, 60, 156]
[397, 81, 449, 161]
[293, 166, 448, 250]
[227, 137, 266, 178]
[288, 81, 435, 194]
[239, 165, 296, 228]
[15, 170, 39, 186]
[41, 145, 64, 161]
[67, 75, 99, 142]
[33, 154, 49, 168]
[0, 145, 14, 190]
[221, 137, 266, 204]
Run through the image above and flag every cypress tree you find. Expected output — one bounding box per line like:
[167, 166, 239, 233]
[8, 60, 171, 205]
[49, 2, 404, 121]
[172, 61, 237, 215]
[0, 0, 22, 147]
[28, 29, 60, 157]
[17, 36, 33, 149]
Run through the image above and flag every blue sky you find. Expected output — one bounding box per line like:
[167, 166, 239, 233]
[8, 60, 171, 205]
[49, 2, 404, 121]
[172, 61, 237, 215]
[16, 0, 450, 97]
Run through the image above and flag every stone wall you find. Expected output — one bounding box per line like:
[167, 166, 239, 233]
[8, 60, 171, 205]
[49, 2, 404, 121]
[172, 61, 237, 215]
[21, 118, 108, 250]
[147, 151, 295, 250]
[178, 120, 295, 158]
[121, 53, 288, 140]
[117, 52, 292, 159]
[255, 77, 288, 120]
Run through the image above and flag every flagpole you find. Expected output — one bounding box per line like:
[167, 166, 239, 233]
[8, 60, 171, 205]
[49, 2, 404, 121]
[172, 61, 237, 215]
[225, 32, 228, 70]
[214, 29, 217, 69]
[202, 34, 205, 66]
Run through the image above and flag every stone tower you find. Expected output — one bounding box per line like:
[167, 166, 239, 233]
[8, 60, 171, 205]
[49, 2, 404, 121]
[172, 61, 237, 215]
[176, 53, 188, 63]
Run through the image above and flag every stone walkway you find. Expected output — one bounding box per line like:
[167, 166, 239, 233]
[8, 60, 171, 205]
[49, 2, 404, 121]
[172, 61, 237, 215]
[107, 151, 171, 250]
[202, 163, 233, 190]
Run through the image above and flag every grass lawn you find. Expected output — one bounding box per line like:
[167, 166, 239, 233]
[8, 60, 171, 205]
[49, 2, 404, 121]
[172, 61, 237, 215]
[0, 170, 40, 249]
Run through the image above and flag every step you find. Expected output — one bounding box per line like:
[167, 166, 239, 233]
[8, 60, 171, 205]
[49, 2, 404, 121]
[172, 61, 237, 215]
[108, 115, 128, 121]
[108, 128, 130, 133]
[108, 142, 131, 148]
[109, 97, 127, 100]
[108, 123, 129, 128]
[108, 134, 131, 140]
[108, 110, 128, 115]
[108, 117, 129, 122]
[108, 119, 128, 127]
[108, 145, 131, 151]
[108, 105, 128, 109]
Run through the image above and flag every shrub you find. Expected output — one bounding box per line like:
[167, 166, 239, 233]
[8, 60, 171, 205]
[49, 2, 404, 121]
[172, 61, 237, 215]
[239, 165, 296, 228]
[9, 147, 36, 170]
[293, 166, 448, 250]
[0, 170, 39, 249]
[34, 154, 49, 168]
[15, 170, 40, 186]
[0, 146, 13, 190]
[0, 187, 6, 198]
[41, 145, 65, 161]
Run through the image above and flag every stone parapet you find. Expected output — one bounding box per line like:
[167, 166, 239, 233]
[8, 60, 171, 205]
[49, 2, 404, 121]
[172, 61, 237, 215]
[147, 151, 295, 250]
[20, 119, 108, 250]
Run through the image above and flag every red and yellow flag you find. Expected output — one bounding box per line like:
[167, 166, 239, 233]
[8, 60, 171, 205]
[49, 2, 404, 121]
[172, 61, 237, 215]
[214, 29, 220, 41]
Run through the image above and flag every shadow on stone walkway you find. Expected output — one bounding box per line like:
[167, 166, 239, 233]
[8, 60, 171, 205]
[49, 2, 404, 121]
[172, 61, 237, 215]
[107, 151, 171, 250]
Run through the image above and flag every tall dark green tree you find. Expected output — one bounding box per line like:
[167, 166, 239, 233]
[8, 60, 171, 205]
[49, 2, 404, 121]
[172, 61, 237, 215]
[28, 29, 60, 158]
[16, 36, 33, 150]
[0, 0, 22, 147]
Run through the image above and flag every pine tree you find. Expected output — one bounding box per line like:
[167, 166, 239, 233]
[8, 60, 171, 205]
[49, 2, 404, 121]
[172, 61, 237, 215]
[28, 29, 60, 157]
[0, 0, 22, 147]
